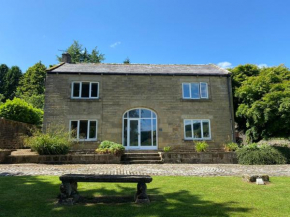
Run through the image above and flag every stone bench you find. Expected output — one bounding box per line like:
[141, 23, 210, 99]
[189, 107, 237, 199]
[58, 174, 153, 204]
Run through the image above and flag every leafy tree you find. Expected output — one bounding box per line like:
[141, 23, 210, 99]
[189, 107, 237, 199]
[0, 64, 9, 95]
[16, 62, 46, 97]
[3, 66, 22, 100]
[57, 40, 105, 63]
[123, 57, 130, 64]
[235, 65, 290, 142]
[229, 64, 260, 131]
[21, 94, 44, 109]
[0, 98, 43, 125]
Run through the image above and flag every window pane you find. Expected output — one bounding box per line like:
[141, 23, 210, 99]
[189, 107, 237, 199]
[129, 109, 139, 118]
[91, 83, 98, 97]
[141, 109, 151, 118]
[123, 119, 127, 146]
[70, 121, 78, 139]
[153, 119, 157, 146]
[183, 83, 190, 98]
[72, 83, 80, 97]
[191, 83, 200, 99]
[79, 120, 88, 139]
[141, 119, 152, 146]
[185, 120, 192, 138]
[89, 121, 97, 139]
[203, 121, 210, 138]
[152, 112, 156, 118]
[201, 83, 208, 98]
[123, 112, 128, 118]
[193, 121, 202, 138]
[81, 82, 90, 97]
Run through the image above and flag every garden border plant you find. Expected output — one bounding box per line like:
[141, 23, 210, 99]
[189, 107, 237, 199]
[95, 140, 125, 156]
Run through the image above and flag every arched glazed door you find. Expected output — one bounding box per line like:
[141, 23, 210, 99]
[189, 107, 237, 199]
[123, 108, 157, 150]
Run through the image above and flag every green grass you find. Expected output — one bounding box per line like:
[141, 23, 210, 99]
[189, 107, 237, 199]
[1, 176, 290, 217]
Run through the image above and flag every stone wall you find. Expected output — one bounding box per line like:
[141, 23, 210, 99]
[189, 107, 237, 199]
[43, 73, 234, 150]
[0, 118, 33, 149]
[5, 154, 120, 164]
[162, 151, 237, 164]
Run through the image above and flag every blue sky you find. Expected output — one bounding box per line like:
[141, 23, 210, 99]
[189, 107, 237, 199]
[0, 0, 289, 72]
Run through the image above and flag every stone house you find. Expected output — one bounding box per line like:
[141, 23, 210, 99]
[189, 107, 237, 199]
[43, 54, 234, 151]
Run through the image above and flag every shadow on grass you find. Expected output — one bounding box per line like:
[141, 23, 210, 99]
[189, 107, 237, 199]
[0, 176, 251, 217]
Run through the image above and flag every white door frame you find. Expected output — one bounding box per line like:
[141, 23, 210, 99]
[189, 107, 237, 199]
[122, 108, 158, 150]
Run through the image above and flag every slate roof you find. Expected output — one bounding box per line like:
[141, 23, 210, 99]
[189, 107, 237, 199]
[47, 63, 230, 76]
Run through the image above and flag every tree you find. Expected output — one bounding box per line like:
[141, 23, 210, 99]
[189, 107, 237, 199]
[16, 62, 46, 97]
[0, 64, 9, 95]
[3, 66, 22, 100]
[229, 64, 260, 132]
[16, 62, 46, 109]
[57, 41, 105, 63]
[235, 65, 290, 142]
[0, 98, 43, 125]
[123, 57, 130, 64]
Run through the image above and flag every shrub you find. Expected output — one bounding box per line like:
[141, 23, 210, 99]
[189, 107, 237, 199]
[224, 142, 239, 152]
[236, 143, 286, 165]
[96, 140, 125, 156]
[195, 141, 209, 152]
[163, 146, 171, 152]
[273, 145, 290, 164]
[0, 98, 43, 125]
[25, 127, 72, 155]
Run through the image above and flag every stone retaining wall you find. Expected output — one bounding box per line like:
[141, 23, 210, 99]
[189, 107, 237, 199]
[162, 151, 237, 164]
[0, 118, 34, 149]
[5, 154, 120, 164]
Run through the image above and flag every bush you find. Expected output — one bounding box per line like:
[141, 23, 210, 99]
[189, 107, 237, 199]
[163, 146, 171, 152]
[25, 127, 72, 155]
[0, 98, 43, 125]
[224, 142, 239, 152]
[195, 141, 209, 152]
[96, 140, 125, 156]
[273, 145, 290, 164]
[236, 143, 286, 165]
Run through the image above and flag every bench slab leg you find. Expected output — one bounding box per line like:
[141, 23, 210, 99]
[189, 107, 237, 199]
[58, 181, 79, 205]
[135, 182, 150, 203]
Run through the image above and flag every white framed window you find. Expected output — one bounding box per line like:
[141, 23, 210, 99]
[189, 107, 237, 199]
[71, 82, 99, 99]
[69, 120, 98, 141]
[184, 119, 211, 140]
[182, 82, 208, 99]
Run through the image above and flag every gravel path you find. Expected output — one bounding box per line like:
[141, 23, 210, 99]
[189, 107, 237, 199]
[1, 164, 290, 177]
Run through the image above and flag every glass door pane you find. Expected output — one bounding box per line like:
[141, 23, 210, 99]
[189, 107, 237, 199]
[129, 120, 139, 147]
[141, 119, 152, 146]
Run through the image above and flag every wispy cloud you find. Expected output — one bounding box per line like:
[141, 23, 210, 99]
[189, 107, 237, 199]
[217, 61, 233, 69]
[110, 41, 121, 48]
[257, 63, 268, 68]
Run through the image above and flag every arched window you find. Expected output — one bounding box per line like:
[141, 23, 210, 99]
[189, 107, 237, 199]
[123, 108, 157, 149]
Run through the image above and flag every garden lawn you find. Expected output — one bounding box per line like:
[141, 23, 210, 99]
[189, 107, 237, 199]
[0, 176, 290, 217]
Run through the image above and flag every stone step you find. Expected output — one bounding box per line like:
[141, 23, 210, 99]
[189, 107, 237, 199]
[122, 153, 160, 158]
[121, 160, 163, 164]
[122, 156, 161, 160]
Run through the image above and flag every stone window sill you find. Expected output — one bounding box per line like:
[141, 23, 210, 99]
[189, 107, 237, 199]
[69, 98, 102, 102]
[180, 98, 212, 102]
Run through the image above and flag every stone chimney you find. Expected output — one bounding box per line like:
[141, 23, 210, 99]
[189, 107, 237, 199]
[62, 53, 71, 63]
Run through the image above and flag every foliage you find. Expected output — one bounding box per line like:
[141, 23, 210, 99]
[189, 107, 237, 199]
[26, 126, 72, 155]
[236, 143, 286, 165]
[235, 65, 290, 141]
[16, 61, 46, 97]
[224, 142, 239, 152]
[21, 94, 45, 109]
[0, 98, 43, 125]
[96, 140, 125, 156]
[273, 145, 290, 164]
[229, 64, 260, 132]
[57, 40, 105, 63]
[195, 141, 209, 152]
[0, 64, 22, 101]
[0, 94, 4, 104]
[123, 57, 130, 64]
[163, 146, 172, 152]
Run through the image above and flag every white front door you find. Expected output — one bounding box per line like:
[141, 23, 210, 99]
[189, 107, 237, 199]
[123, 108, 158, 150]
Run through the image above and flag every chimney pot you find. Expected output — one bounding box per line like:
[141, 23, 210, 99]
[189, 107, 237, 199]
[62, 53, 71, 63]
